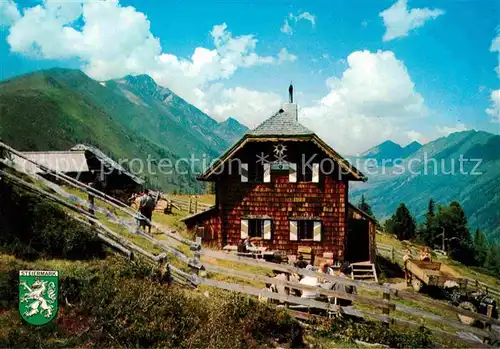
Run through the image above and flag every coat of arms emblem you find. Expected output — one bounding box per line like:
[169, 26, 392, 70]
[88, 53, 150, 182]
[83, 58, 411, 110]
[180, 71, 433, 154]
[19, 270, 59, 325]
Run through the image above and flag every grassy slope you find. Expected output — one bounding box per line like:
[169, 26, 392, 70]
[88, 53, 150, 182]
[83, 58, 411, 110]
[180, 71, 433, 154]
[0, 174, 461, 348]
[0, 181, 364, 348]
[376, 231, 500, 289]
[153, 194, 495, 341]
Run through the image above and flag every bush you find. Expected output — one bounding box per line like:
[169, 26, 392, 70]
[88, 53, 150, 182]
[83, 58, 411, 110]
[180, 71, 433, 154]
[0, 181, 105, 260]
[312, 317, 434, 349]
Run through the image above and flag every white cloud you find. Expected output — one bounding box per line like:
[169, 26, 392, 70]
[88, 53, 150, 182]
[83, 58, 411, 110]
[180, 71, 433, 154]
[0, 0, 20, 27]
[300, 50, 427, 153]
[380, 0, 444, 41]
[486, 89, 500, 123]
[280, 19, 293, 35]
[203, 84, 281, 126]
[280, 11, 316, 35]
[6, 2, 279, 83]
[436, 123, 468, 136]
[277, 48, 297, 64]
[406, 130, 427, 144]
[490, 34, 500, 77]
[296, 12, 316, 26]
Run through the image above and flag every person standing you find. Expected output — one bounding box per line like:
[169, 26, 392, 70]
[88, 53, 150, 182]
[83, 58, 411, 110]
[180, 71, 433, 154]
[88, 173, 103, 216]
[138, 189, 155, 234]
[420, 247, 432, 262]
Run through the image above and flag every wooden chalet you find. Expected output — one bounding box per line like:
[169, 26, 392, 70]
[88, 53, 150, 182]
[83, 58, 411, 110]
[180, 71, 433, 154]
[183, 94, 376, 263]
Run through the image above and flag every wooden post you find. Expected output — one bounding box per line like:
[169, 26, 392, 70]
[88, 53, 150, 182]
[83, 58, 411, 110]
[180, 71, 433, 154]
[195, 236, 202, 264]
[189, 236, 203, 275]
[391, 246, 395, 263]
[382, 290, 391, 316]
[194, 197, 198, 213]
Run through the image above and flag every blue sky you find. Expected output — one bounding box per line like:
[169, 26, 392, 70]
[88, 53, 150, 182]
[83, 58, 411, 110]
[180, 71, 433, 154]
[0, 0, 498, 154]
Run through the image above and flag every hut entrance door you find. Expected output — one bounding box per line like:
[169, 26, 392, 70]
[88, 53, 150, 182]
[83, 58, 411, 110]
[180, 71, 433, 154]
[347, 219, 370, 262]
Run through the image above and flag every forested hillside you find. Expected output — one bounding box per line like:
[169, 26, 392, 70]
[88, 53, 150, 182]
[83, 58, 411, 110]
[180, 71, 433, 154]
[350, 130, 500, 242]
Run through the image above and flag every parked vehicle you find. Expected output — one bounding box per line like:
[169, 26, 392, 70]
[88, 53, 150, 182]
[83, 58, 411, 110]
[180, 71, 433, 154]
[406, 260, 499, 326]
[445, 288, 499, 325]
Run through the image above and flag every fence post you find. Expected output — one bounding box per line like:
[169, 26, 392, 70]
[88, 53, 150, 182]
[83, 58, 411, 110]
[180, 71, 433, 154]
[157, 252, 169, 284]
[382, 290, 391, 316]
[189, 236, 203, 275]
[391, 247, 395, 263]
[194, 197, 198, 213]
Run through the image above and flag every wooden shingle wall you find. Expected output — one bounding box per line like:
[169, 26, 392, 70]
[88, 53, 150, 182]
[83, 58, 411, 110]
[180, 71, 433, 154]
[214, 141, 349, 260]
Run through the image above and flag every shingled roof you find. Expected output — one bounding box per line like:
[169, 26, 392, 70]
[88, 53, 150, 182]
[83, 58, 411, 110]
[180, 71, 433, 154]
[71, 144, 145, 185]
[198, 104, 367, 182]
[247, 109, 314, 137]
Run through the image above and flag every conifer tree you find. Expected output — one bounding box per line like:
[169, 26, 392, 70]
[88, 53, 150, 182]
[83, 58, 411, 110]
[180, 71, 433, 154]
[358, 194, 375, 218]
[435, 201, 474, 264]
[419, 199, 437, 246]
[390, 203, 416, 241]
[474, 229, 488, 266]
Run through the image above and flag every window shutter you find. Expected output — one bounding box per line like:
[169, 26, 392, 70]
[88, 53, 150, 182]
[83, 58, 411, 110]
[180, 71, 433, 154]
[263, 220, 272, 240]
[240, 219, 249, 239]
[312, 163, 320, 183]
[263, 163, 271, 183]
[289, 163, 297, 183]
[313, 221, 322, 241]
[289, 220, 298, 241]
[240, 163, 248, 182]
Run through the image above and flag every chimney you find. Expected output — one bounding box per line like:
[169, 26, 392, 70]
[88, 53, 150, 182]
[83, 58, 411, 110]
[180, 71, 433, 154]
[283, 83, 297, 120]
[282, 103, 298, 121]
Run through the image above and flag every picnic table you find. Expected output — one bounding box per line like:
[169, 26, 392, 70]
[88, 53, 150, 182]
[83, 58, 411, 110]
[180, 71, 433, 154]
[223, 244, 277, 259]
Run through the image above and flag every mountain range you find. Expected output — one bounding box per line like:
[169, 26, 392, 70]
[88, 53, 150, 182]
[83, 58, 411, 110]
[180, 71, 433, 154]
[0, 68, 247, 192]
[349, 131, 500, 243]
[360, 140, 423, 161]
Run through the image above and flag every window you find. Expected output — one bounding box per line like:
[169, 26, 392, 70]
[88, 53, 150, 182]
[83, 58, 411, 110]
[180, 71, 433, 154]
[250, 163, 263, 182]
[290, 220, 322, 241]
[249, 219, 265, 238]
[298, 163, 319, 183]
[298, 220, 314, 240]
[241, 219, 272, 240]
[298, 165, 313, 182]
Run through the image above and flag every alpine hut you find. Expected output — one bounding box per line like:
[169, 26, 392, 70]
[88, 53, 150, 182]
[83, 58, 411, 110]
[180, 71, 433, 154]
[182, 87, 376, 263]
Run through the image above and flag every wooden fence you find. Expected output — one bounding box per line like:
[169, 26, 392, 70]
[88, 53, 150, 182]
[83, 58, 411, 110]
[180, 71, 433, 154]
[377, 242, 500, 301]
[1, 141, 498, 347]
[169, 196, 212, 214]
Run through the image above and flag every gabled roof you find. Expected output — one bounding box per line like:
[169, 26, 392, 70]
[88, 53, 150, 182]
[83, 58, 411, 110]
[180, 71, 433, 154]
[180, 206, 217, 222]
[199, 106, 367, 182]
[348, 202, 377, 223]
[247, 109, 314, 137]
[11, 151, 89, 174]
[71, 144, 145, 185]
